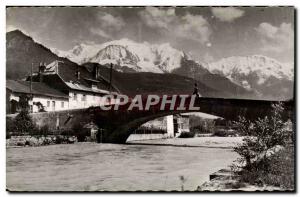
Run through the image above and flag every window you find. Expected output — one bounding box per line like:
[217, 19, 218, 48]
[52, 101, 55, 111]
[82, 95, 86, 101]
[61, 101, 64, 108]
[47, 101, 50, 107]
[74, 93, 77, 101]
[107, 97, 111, 104]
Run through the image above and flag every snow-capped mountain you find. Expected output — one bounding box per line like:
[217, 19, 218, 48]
[53, 38, 294, 100]
[7, 30, 293, 100]
[55, 39, 185, 73]
[203, 55, 294, 99]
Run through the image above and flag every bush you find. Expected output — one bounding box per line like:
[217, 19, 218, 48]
[237, 147, 294, 189]
[189, 116, 216, 134]
[9, 110, 37, 136]
[39, 125, 51, 136]
[234, 102, 291, 168]
[55, 135, 64, 144]
[72, 123, 88, 142]
[263, 147, 294, 189]
[233, 102, 294, 189]
[60, 128, 73, 136]
[213, 129, 237, 137]
[178, 131, 195, 138]
[6, 118, 15, 139]
[213, 129, 226, 137]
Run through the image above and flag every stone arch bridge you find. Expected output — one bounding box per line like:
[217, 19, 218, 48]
[9, 96, 293, 144]
[88, 96, 294, 143]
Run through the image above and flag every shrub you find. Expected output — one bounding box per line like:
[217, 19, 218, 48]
[213, 129, 237, 137]
[55, 135, 64, 144]
[60, 129, 73, 136]
[263, 146, 294, 189]
[233, 102, 294, 189]
[39, 125, 51, 136]
[237, 146, 294, 189]
[6, 118, 15, 139]
[13, 110, 36, 136]
[213, 129, 227, 137]
[234, 102, 291, 168]
[178, 131, 195, 138]
[72, 123, 88, 142]
[189, 116, 216, 134]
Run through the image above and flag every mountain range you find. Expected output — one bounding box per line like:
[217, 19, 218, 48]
[7, 30, 294, 100]
[204, 56, 294, 100]
[6, 30, 224, 98]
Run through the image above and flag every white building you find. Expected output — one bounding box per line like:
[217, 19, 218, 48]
[6, 80, 69, 114]
[26, 61, 120, 111]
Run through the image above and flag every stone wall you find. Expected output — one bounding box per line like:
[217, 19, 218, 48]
[6, 108, 92, 131]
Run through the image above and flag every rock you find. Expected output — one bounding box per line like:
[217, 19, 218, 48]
[266, 145, 284, 157]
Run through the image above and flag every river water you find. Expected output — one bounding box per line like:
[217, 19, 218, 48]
[7, 142, 238, 191]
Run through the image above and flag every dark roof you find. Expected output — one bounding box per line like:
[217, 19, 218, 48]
[83, 63, 121, 93]
[31, 61, 120, 95]
[56, 61, 119, 93]
[6, 80, 69, 99]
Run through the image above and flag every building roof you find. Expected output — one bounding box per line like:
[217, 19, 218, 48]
[6, 80, 69, 99]
[30, 60, 120, 95]
[65, 81, 118, 95]
[180, 112, 222, 120]
[55, 61, 119, 93]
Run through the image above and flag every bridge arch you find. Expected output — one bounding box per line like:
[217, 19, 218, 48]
[89, 97, 293, 143]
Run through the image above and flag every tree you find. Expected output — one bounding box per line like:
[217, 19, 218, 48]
[19, 94, 31, 111]
[11, 94, 36, 136]
[13, 109, 36, 135]
[233, 102, 291, 168]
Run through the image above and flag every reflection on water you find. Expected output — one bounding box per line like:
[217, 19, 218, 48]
[7, 143, 238, 191]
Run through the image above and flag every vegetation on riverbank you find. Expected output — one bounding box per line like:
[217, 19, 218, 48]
[237, 146, 294, 189]
[198, 102, 294, 191]
[231, 102, 294, 190]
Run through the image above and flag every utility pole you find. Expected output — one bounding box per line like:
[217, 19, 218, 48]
[30, 62, 33, 93]
[30, 62, 33, 113]
[109, 63, 113, 93]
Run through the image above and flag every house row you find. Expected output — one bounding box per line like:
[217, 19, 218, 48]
[6, 60, 120, 114]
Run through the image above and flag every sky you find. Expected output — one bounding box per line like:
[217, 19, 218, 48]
[6, 6, 294, 64]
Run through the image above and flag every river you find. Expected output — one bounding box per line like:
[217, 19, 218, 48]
[7, 142, 238, 191]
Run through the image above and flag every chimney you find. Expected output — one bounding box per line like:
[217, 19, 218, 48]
[76, 70, 80, 80]
[93, 65, 99, 79]
[38, 62, 45, 82]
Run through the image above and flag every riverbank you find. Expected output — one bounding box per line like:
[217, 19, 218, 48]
[197, 145, 294, 191]
[197, 169, 283, 191]
[6, 135, 77, 147]
[127, 136, 243, 148]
